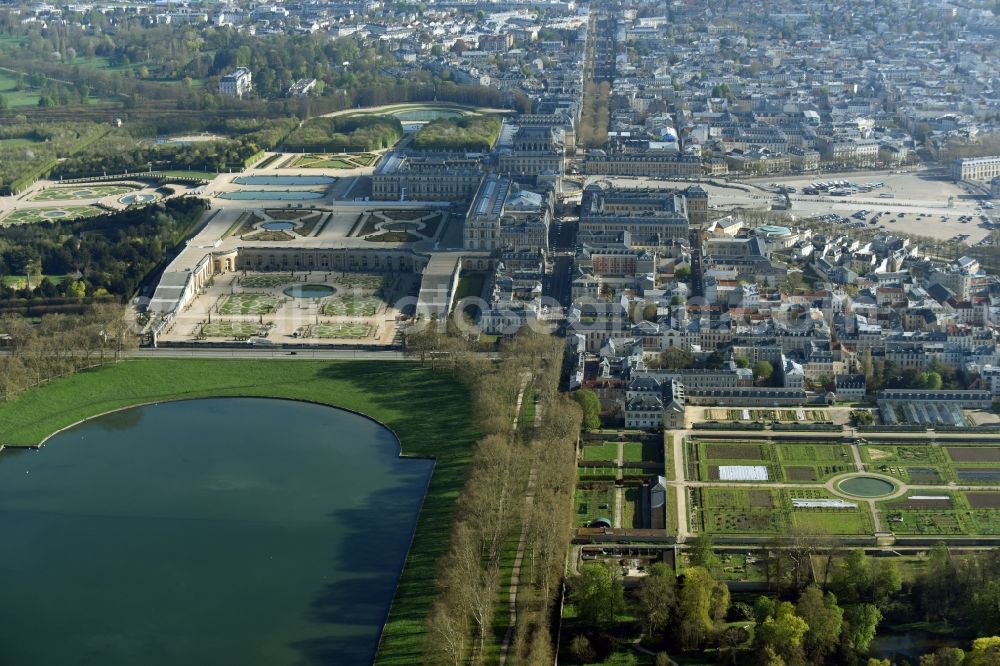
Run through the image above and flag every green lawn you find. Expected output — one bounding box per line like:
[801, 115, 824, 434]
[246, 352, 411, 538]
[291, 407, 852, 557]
[0, 70, 40, 107]
[581, 442, 618, 462]
[0, 137, 41, 148]
[0, 359, 478, 665]
[1, 274, 67, 288]
[623, 440, 662, 462]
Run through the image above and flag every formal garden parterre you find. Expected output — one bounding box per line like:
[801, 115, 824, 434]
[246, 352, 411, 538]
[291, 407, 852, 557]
[2, 205, 103, 225]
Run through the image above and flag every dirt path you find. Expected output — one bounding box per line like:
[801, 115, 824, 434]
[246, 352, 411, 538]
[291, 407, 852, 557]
[498, 380, 539, 666]
[614, 440, 624, 528]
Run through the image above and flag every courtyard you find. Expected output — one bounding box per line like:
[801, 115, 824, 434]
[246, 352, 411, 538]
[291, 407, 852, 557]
[156, 270, 413, 345]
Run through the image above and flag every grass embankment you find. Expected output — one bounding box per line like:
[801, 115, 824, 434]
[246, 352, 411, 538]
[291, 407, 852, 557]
[0, 358, 477, 665]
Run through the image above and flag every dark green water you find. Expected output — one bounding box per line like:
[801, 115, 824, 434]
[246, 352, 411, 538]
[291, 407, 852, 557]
[838, 476, 896, 497]
[0, 399, 433, 666]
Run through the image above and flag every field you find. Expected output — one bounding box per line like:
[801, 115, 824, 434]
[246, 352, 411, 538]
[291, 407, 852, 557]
[862, 444, 1000, 485]
[218, 293, 280, 315]
[581, 442, 618, 461]
[947, 446, 1000, 462]
[623, 440, 663, 462]
[574, 485, 616, 527]
[878, 492, 971, 536]
[692, 486, 874, 535]
[697, 439, 849, 484]
[0, 137, 41, 148]
[0, 70, 40, 107]
[322, 296, 381, 317]
[1, 206, 103, 225]
[0, 359, 478, 666]
[30, 184, 137, 201]
[312, 322, 373, 338]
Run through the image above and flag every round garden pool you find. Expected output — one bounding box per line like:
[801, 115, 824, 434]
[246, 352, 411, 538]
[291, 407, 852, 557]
[119, 193, 158, 205]
[283, 284, 336, 299]
[837, 476, 896, 498]
[262, 221, 295, 231]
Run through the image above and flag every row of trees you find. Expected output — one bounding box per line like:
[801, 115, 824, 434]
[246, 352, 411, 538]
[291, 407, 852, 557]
[0, 304, 136, 401]
[859, 351, 970, 393]
[577, 81, 610, 148]
[404, 325, 580, 664]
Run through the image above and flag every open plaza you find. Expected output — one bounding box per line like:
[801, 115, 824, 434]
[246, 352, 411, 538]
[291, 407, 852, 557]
[601, 169, 997, 243]
[161, 268, 415, 344]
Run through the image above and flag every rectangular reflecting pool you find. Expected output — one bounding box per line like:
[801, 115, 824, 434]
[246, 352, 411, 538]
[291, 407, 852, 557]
[219, 190, 326, 200]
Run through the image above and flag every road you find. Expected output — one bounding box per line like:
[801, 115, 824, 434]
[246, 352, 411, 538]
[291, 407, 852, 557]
[688, 228, 704, 297]
[545, 254, 574, 307]
[549, 220, 578, 251]
[130, 348, 408, 360]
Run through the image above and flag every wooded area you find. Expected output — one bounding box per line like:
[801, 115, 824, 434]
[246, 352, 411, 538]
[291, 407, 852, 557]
[563, 537, 1000, 665]
[404, 326, 580, 665]
[0, 197, 207, 309]
[282, 114, 403, 153]
[0, 304, 136, 402]
[411, 115, 502, 153]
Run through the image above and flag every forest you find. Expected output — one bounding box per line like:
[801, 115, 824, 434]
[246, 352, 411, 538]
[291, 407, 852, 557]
[0, 122, 111, 194]
[0, 197, 207, 310]
[411, 115, 503, 153]
[282, 115, 404, 153]
[52, 118, 299, 179]
[0, 17, 529, 114]
[562, 538, 1000, 666]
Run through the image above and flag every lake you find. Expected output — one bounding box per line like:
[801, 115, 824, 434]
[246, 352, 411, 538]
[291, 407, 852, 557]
[0, 398, 433, 665]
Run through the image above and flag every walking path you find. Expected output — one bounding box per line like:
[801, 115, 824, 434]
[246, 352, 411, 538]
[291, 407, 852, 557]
[498, 382, 541, 666]
[614, 440, 624, 528]
[849, 442, 866, 472]
[668, 431, 690, 541]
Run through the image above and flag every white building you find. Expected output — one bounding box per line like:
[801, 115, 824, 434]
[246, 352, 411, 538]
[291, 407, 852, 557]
[219, 68, 252, 98]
